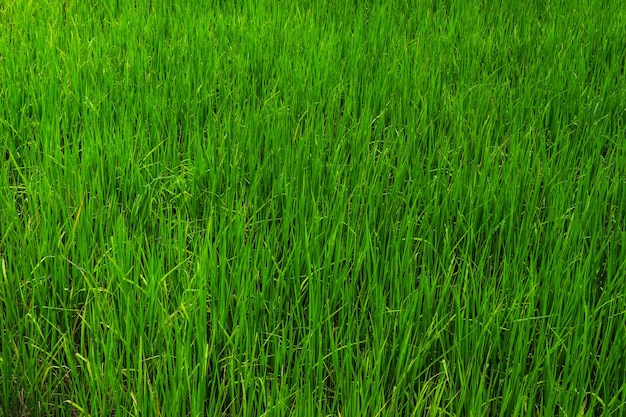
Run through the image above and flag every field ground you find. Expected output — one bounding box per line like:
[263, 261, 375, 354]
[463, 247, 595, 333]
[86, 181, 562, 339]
[1, 0, 626, 416]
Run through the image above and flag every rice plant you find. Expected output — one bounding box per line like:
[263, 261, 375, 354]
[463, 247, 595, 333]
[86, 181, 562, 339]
[1, 0, 625, 415]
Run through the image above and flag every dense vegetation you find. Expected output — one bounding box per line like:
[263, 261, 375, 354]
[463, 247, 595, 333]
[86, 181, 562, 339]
[1, 0, 625, 415]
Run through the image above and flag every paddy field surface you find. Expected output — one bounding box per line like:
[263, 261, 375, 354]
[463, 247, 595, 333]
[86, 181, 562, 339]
[1, 1, 625, 415]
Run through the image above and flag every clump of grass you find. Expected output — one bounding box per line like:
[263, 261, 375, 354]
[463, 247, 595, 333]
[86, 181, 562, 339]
[1, 0, 626, 416]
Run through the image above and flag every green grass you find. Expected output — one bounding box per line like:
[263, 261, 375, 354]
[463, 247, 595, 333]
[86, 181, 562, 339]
[1, 0, 626, 415]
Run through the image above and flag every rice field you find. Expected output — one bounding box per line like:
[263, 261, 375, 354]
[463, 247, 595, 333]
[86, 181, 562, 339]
[1, 0, 626, 415]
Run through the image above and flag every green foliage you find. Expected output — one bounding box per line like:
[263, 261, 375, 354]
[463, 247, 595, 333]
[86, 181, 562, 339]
[1, 0, 625, 415]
